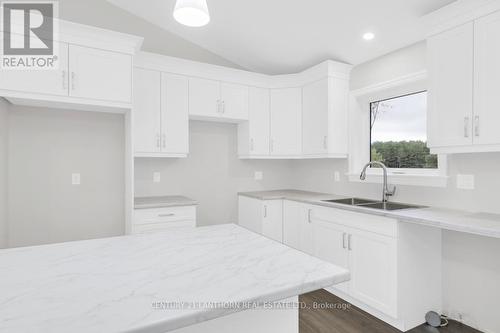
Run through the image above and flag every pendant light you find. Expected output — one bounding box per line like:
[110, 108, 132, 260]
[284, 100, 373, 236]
[173, 0, 210, 27]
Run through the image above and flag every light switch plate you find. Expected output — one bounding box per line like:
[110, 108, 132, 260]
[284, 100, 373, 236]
[456, 174, 474, 190]
[254, 171, 263, 181]
[71, 173, 81, 185]
[153, 172, 161, 183]
[334, 171, 340, 182]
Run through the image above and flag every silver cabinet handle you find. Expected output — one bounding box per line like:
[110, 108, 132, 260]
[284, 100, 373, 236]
[62, 70, 67, 90]
[263, 205, 267, 218]
[71, 72, 76, 91]
[342, 233, 347, 249]
[307, 209, 312, 223]
[216, 100, 221, 113]
[158, 213, 175, 217]
[464, 116, 470, 138]
[222, 101, 225, 114]
[323, 136, 327, 149]
[156, 134, 161, 149]
[474, 116, 480, 137]
[348, 234, 352, 251]
[162, 134, 166, 148]
[250, 138, 254, 151]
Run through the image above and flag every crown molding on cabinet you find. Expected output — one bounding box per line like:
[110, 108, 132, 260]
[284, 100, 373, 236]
[423, 0, 500, 36]
[135, 52, 351, 89]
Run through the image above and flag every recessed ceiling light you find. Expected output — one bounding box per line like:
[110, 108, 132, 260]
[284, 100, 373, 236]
[173, 0, 210, 27]
[363, 32, 375, 41]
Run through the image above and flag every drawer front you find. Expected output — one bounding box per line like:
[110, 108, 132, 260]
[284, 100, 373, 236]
[132, 220, 196, 234]
[133, 206, 196, 225]
[310, 205, 397, 238]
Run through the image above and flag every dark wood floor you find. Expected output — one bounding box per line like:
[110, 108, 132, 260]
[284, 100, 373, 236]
[299, 289, 482, 333]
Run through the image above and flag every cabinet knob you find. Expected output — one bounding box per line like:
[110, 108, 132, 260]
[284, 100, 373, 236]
[474, 116, 480, 137]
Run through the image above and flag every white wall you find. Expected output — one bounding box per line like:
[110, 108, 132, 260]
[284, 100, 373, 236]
[291, 42, 500, 333]
[7, 106, 125, 248]
[134, 121, 294, 226]
[0, 99, 8, 248]
[57, 0, 243, 69]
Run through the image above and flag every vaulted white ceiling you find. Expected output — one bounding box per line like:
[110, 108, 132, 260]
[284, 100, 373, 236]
[107, 0, 456, 74]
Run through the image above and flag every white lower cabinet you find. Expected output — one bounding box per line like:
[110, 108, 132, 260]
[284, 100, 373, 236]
[239, 196, 442, 332]
[238, 196, 283, 242]
[132, 206, 196, 234]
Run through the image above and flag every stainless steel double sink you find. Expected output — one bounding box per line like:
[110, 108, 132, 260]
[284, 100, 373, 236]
[321, 198, 425, 211]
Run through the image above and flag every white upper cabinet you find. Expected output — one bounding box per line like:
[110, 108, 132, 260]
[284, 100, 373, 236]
[474, 10, 500, 146]
[161, 73, 189, 154]
[133, 68, 161, 153]
[0, 22, 141, 112]
[302, 79, 329, 155]
[428, 6, 500, 154]
[69, 45, 132, 103]
[189, 78, 249, 122]
[0, 42, 69, 97]
[238, 87, 270, 157]
[427, 22, 474, 149]
[270, 88, 302, 156]
[133, 68, 189, 157]
[220, 82, 249, 120]
[188, 77, 220, 118]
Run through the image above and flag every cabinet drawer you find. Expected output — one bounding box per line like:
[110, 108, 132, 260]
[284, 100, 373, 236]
[133, 206, 196, 225]
[310, 205, 397, 238]
[132, 220, 195, 234]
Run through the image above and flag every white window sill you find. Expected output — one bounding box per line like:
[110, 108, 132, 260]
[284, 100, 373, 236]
[347, 172, 448, 188]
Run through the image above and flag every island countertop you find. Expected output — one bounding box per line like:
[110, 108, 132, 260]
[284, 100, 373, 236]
[0, 224, 349, 333]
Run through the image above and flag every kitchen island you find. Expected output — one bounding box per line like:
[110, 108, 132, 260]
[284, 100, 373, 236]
[0, 224, 349, 333]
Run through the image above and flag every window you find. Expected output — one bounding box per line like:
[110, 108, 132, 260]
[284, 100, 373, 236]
[370, 91, 438, 170]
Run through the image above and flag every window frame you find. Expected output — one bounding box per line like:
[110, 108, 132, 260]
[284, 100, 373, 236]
[368, 90, 439, 173]
[348, 71, 448, 187]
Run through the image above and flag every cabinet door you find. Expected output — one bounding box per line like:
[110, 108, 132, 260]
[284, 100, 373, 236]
[311, 219, 349, 292]
[270, 88, 302, 156]
[161, 73, 189, 154]
[238, 196, 263, 234]
[262, 200, 283, 242]
[283, 201, 313, 254]
[427, 22, 474, 148]
[474, 11, 500, 145]
[348, 229, 397, 318]
[302, 79, 328, 155]
[0, 42, 69, 96]
[69, 45, 132, 103]
[220, 82, 249, 121]
[248, 87, 270, 155]
[188, 77, 220, 118]
[133, 68, 161, 153]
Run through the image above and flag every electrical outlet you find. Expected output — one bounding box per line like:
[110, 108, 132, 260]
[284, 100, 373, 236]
[71, 173, 81, 185]
[334, 171, 340, 182]
[254, 171, 263, 181]
[456, 174, 474, 190]
[153, 172, 161, 183]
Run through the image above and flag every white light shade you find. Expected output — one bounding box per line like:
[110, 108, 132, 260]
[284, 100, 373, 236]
[173, 0, 210, 27]
[363, 32, 375, 41]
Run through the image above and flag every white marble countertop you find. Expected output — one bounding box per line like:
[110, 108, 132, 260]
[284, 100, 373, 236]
[238, 190, 500, 239]
[134, 195, 198, 209]
[0, 224, 349, 333]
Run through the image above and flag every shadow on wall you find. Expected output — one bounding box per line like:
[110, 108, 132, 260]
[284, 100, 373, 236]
[134, 120, 295, 226]
[6, 105, 125, 248]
